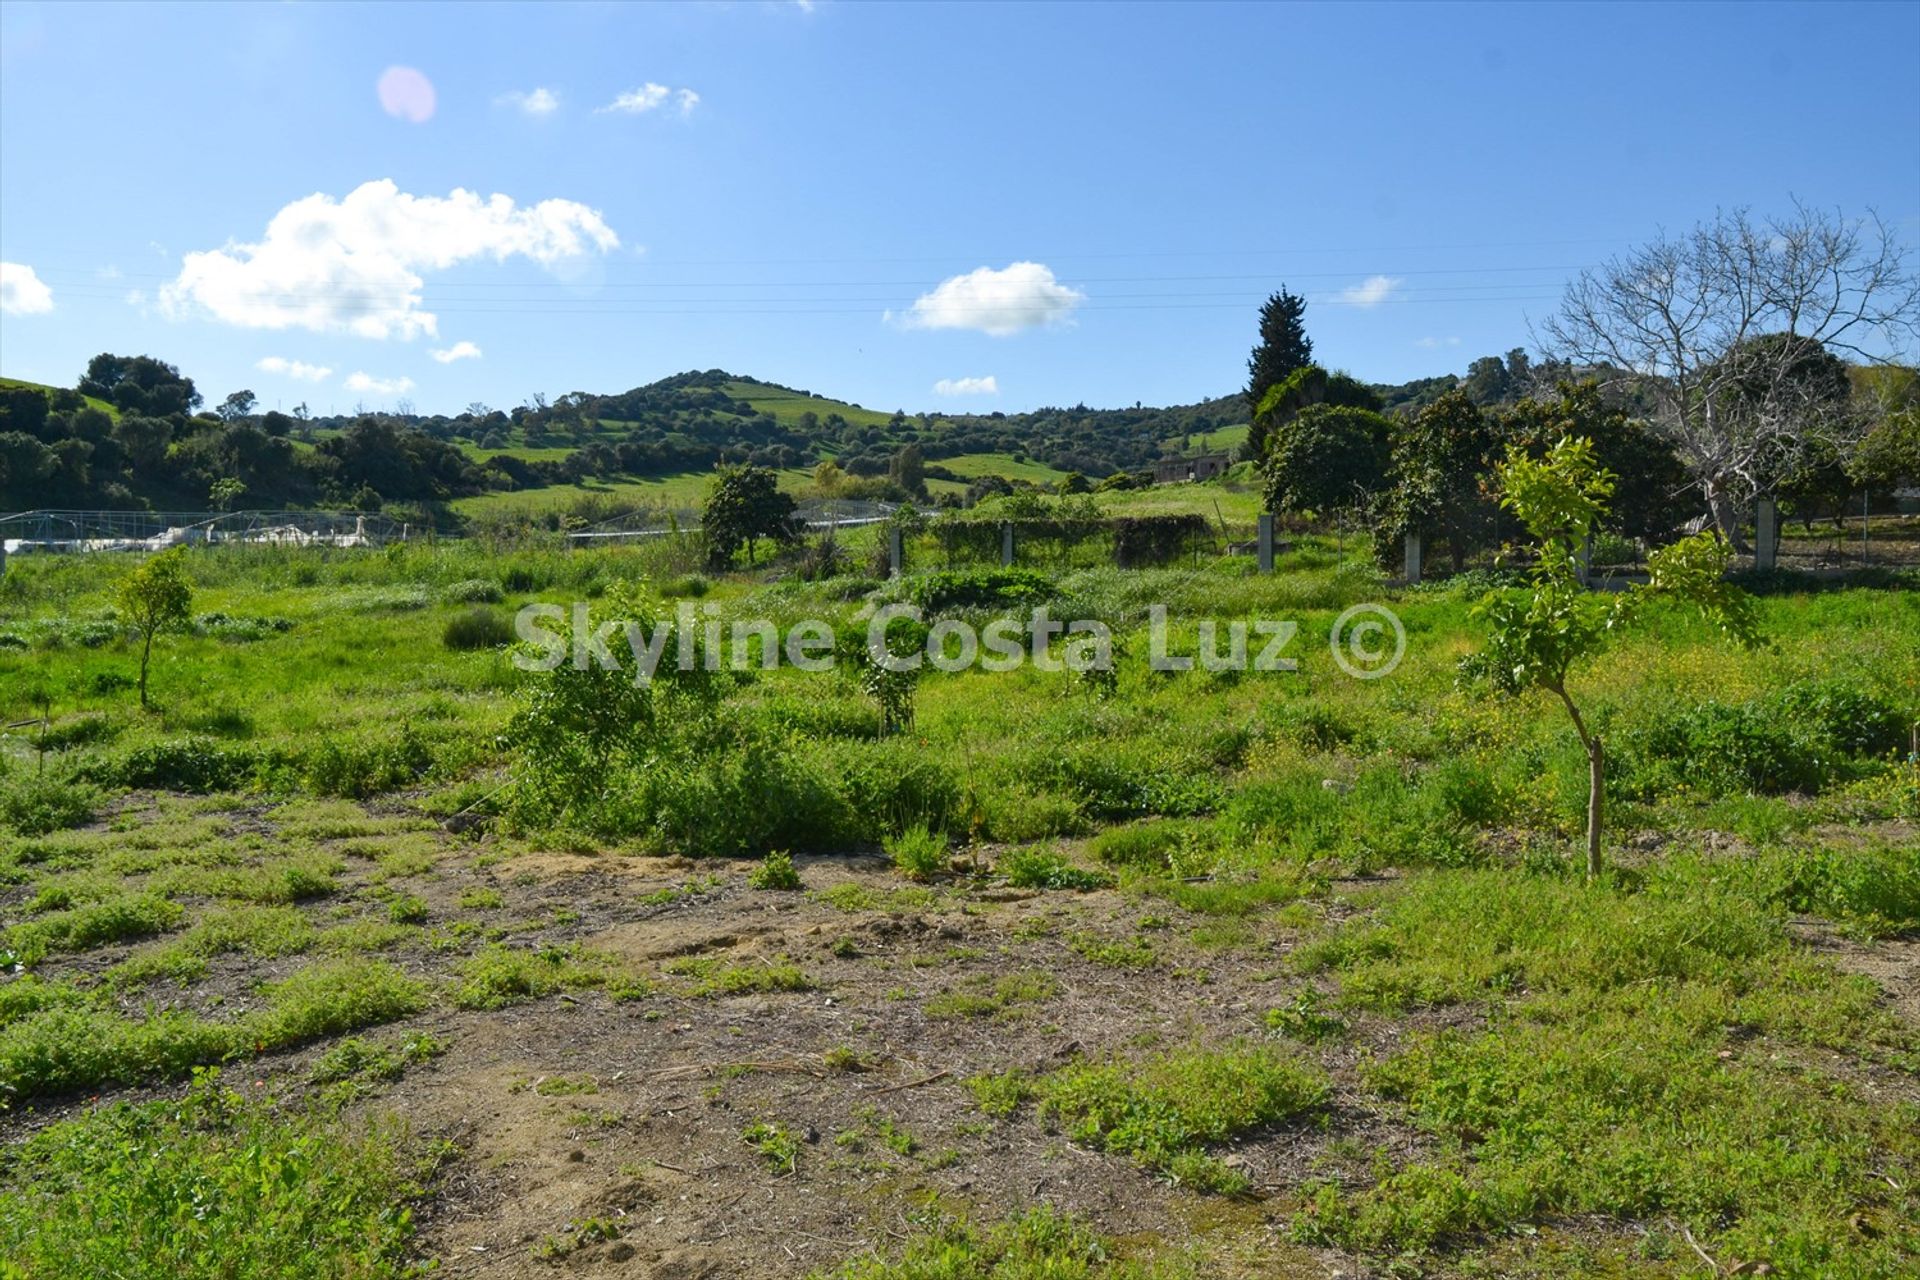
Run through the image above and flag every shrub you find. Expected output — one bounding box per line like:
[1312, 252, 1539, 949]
[1036, 1043, 1329, 1193]
[113, 738, 260, 793]
[441, 578, 505, 604]
[661, 573, 711, 598]
[1768, 679, 1910, 759]
[907, 567, 1055, 612]
[442, 606, 513, 651]
[303, 729, 434, 798]
[748, 850, 802, 891]
[999, 845, 1113, 891]
[0, 774, 98, 835]
[8, 893, 184, 964]
[885, 824, 948, 881]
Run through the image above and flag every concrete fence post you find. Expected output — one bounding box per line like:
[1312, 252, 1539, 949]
[1000, 522, 1015, 567]
[1755, 498, 1777, 571]
[888, 526, 904, 578]
[1404, 532, 1422, 585]
[1257, 513, 1275, 574]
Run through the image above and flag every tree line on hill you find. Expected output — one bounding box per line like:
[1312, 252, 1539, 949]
[1244, 206, 1920, 567]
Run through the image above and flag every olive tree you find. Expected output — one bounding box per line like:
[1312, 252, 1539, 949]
[116, 548, 194, 709]
[1473, 438, 1756, 876]
[1542, 204, 1920, 548]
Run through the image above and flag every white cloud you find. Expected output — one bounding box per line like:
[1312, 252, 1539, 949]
[376, 66, 436, 124]
[902, 262, 1084, 337]
[0, 262, 55, 315]
[345, 371, 415, 396]
[1338, 275, 1401, 307]
[256, 356, 333, 382]
[159, 179, 619, 340]
[1415, 335, 1462, 349]
[498, 87, 560, 116]
[430, 340, 482, 364]
[598, 84, 699, 116]
[933, 375, 998, 396]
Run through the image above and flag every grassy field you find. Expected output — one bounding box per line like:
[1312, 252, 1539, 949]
[718, 379, 898, 429]
[0, 538, 1916, 1278]
[1163, 422, 1250, 457]
[0, 375, 121, 420]
[936, 452, 1073, 486]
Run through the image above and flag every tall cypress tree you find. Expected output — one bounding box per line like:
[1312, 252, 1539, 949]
[1245, 288, 1313, 413]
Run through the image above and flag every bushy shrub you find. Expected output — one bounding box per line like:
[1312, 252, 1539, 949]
[112, 738, 261, 793]
[748, 850, 802, 891]
[885, 824, 949, 881]
[36, 715, 119, 752]
[0, 774, 98, 835]
[999, 845, 1113, 891]
[661, 573, 711, 598]
[1767, 679, 1909, 759]
[1608, 676, 1911, 801]
[442, 606, 513, 651]
[303, 729, 434, 799]
[441, 578, 505, 604]
[908, 567, 1055, 612]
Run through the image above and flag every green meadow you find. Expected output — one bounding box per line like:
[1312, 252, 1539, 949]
[0, 536, 1916, 1279]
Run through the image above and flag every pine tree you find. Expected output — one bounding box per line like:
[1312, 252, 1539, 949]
[1244, 288, 1313, 417]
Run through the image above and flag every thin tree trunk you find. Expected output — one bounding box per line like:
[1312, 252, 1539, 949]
[1586, 737, 1604, 878]
[139, 629, 154, 709]
[1551, 683, 1604, 877]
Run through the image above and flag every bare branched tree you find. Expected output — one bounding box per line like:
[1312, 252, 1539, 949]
[1541, 204, 1920, 548]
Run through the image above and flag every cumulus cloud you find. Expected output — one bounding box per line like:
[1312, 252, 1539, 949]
[430, 340, 482, 363]
[0, 262, 54, 315]
[933, 375, 998, 396]
[255, 356, 333, 382]
[498, 87, 560, 116]
[901, 262, 1084, 337]
[376, 66, 436, 123]
[599, 84, 699, 116]
[159, 179, 619, 340]
[345, 371, 415, 396]
[1338, 275, 1401, 307]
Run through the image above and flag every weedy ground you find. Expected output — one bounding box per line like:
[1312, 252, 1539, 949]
[0, 539, 1916, 1279]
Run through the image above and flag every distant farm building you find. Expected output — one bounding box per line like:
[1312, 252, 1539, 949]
[1153, 453, 1232, 485]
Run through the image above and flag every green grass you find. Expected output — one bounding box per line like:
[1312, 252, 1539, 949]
[717, 379, 896, 429]
[1288, 865, 1920, 1269]
[1, 534, 1916, 1278]
[936, 451, 1072, 486]
[1162, 421, 1249, 457]
[1003, 1042, 1330, 1193]
[924, 971, 1060, 1020]
[0, 958, 427, 1100]
[0, 1069, 428, 1279]
[815, 1207, 1193, 1280]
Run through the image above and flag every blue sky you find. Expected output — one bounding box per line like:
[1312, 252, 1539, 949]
[3, 0, 1917, 417]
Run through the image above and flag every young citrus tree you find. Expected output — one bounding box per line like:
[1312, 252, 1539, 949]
[1475, 437, 1757, 876]
[116, 548, 194, 709]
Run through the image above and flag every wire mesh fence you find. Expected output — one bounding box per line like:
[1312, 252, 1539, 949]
[0, 509, 402, 555]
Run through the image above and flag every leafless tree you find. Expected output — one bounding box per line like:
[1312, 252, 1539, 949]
[1541, 204, 1920, 548]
